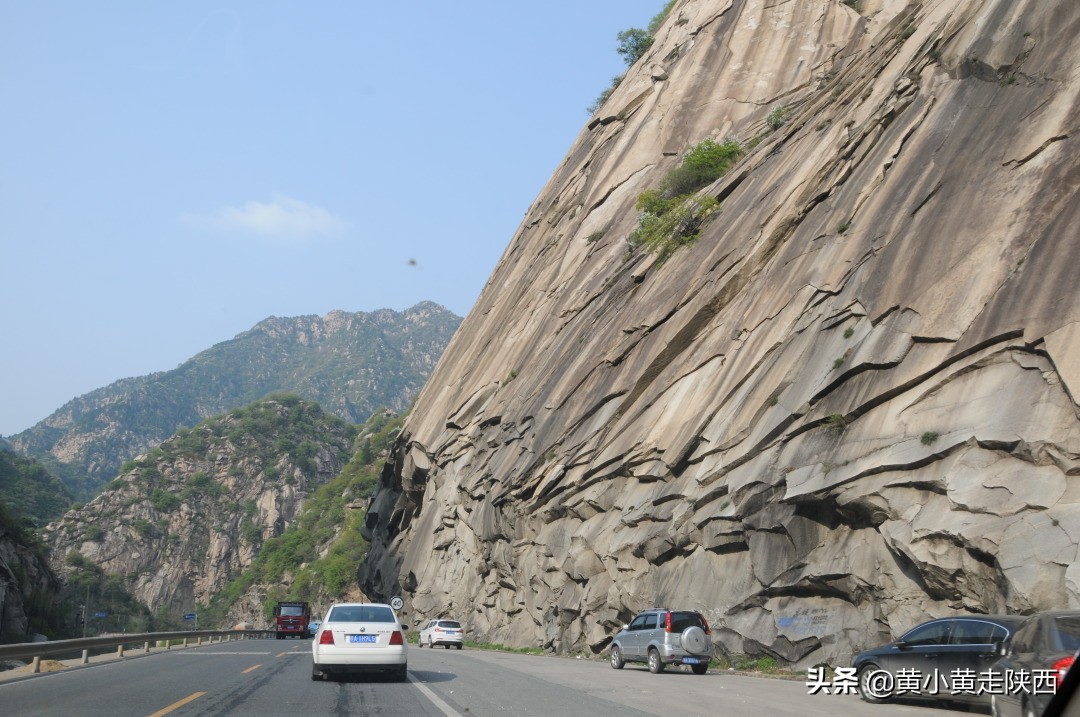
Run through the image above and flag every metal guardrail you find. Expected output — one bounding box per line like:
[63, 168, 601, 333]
[0, 629, 276, 673]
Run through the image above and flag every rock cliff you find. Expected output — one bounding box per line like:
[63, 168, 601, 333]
[44, 397, 356, 617]
[360, 0, 1080, 665]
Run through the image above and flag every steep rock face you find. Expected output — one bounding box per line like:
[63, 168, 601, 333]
[44, 398, 355, 615]
[7, 302, 459, 499]
[0, 531, 62, 642]
[361, 0, 1080, 666]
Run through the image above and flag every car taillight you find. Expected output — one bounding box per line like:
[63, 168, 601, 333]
[1053, 655, 1075, 686]
[389, 630, 404, 645]
[702, 616, 711, 635]
[665, 613, 672, 632]
[319, 630, 335, 645]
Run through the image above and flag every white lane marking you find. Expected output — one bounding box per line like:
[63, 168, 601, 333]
[408, 673, 461, 717]
[169, 651, 276, 655]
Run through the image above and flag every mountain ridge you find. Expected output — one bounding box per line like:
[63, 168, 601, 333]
[6, 302, 460, 499]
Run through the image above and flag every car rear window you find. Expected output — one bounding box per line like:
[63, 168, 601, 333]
[438, 621, 461, 629]
[669, 612, 706, 632]
[328, 605, 396, 623]
[1052, 616, 1080, 652]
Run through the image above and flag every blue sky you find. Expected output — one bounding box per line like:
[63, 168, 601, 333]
[0, 1, 665, 436]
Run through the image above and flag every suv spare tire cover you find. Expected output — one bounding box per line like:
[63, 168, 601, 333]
[682, 626, 708, 654]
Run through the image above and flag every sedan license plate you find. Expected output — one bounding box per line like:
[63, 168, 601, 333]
[349, 634, 377, 643]
[682, 657, 700, 664]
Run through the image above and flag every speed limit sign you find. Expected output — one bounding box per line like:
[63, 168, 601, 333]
[390, 596, 404, 611]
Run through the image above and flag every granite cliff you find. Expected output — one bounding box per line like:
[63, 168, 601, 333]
[360, 0, 1080, 666]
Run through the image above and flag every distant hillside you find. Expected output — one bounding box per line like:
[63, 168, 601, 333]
[43, 395, 358, 623]
[7, 302, 460, 499]
[0, 450, 73, 527]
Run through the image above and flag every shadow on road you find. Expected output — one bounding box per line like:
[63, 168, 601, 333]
[408, 670, 457, 683]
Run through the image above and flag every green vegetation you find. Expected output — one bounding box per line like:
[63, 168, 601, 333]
[837, 221, 850, 234]
[464, 641, 545, 655]
[629, 137, 743, 261]
[824, 414, 847, 435]
[9, 304, 459, 500]
[766, 105, 790, 131]
[616, 28, 653, 66]
[62, 551, 153, 637]
[920, 431, 940, 446]
[832, 358, 845, 370]
[150, 488, 180, 513]
[590, 1, 678, 113]
[843, 327, 855, 339]
[0, 450, 73, 526]
[200, 411, 403, 628]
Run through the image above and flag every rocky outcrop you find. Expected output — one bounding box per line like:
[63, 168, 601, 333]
[7, 302, 459, 499]
[0, 521, 63, 642]
[361, 0, 1080, 666]
[44, 397, 356, 617]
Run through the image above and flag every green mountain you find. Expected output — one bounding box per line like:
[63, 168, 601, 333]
[6, 302, 459, 501]
[44, 394, 361, 629]
[0, 450, 73, 528]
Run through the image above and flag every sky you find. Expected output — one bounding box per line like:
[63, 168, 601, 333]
[0, 1, 667, 436]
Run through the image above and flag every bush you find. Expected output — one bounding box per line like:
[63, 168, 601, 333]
[150, 489, 180, 513]
[766, 105, 790, 131]
[628, 137, 743, 261]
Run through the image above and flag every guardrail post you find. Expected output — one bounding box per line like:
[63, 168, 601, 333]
[144, 641, 151, 654]
[117, 644, 125, 658]
[31, 656, 41, 674]
[183, 638, 188, 647]
[81, 649, 89, 664]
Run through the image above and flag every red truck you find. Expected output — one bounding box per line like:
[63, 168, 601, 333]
[274, 601, 311, 639]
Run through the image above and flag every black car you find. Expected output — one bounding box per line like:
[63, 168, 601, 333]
[853, 615, 1026, 706]
[991, 611, 1080, 717]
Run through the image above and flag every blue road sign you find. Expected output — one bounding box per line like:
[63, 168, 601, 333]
[94, 612, 107, 618]
[183, 613, 197, 620]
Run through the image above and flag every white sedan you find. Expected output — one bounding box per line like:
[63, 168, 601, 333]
[311, 603, 408, 681]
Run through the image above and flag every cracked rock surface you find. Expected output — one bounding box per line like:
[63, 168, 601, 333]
[361, 0, 1080, 665]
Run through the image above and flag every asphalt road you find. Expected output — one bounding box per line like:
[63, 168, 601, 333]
[0, 639, 986, 716]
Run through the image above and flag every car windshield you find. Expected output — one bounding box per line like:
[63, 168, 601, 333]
[438, 621, 461, 629]
[1052, 616, 1080, 652]
[328, 605, 396, 623]
[669, 612, 706, 632]
[280, 606, 305, 616]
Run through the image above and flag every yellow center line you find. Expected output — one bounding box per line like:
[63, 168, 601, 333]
[276, 651, 288, 657]
[147, 692, 206, 717]
[242, 664, 262, 674]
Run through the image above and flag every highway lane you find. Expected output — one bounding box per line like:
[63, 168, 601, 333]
[0, 638, 984, 716]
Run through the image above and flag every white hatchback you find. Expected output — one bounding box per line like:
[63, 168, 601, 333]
[311, 603, 408, 681]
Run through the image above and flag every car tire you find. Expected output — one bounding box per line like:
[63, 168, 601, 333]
[648, 648, 665, 674]
[858, 663, 888, 703]
[417, 638, 423, 648]
[428, 636, 434, 648]
[610, 645, 625, 670]
[311, 664, 326, 681]
[456, 644, 462, 650]
[398, 665, 409, 682]
[691, 663, 708, 675]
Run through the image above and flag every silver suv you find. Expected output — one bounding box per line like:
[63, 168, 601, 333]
[610, 608, 713, 674]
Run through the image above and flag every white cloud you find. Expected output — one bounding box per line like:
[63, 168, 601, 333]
[183, 195, 348, 239]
